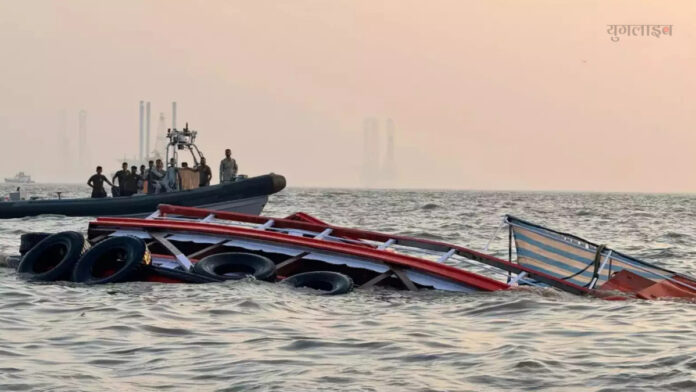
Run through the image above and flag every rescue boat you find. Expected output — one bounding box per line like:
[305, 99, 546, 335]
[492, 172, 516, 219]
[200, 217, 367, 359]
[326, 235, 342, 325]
[0, 123, 286, 219]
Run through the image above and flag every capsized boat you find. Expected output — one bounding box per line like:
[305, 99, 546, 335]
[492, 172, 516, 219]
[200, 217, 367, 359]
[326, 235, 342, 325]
[13, 205, 695, 300]
[82, 205, 696, 299]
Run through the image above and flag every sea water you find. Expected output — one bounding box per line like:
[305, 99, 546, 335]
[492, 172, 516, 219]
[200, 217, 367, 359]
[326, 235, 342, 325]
[1, 184, 695, 391]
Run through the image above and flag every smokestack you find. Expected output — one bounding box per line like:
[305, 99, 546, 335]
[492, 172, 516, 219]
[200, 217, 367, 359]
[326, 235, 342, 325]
[59, 109, 68, 167]
[383, 118, 396, 182]
[361, 117, 380, 187]
[139, 101, 144, 162]
[385, 118, 394, 164]
[155, 112, 167, 159]
[172, 101, 177, 130]
[370, 118, 380, 172]
[145, 102, 151, 160]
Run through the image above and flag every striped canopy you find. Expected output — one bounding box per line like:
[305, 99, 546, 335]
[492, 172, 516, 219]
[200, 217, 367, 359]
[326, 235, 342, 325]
[507, 216, 671, 288]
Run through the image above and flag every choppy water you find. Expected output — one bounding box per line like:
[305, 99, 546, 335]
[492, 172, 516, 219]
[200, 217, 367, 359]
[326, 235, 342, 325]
[2, 184, 696, 391]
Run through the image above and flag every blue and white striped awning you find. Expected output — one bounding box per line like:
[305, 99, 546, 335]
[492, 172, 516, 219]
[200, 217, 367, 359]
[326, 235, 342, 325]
[507, 216, 670, 288]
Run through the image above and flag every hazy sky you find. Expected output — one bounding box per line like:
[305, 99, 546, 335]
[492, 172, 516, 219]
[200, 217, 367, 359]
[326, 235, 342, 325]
[1, 1, 694, 191]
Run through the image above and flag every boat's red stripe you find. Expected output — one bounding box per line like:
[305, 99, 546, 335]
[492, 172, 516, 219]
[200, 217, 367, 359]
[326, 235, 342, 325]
[90, 218, 509, 291]
[147, 204, 589, 294]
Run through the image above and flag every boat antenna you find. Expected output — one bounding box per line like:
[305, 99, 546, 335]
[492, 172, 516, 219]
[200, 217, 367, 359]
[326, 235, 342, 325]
[165, 122, 203, 167]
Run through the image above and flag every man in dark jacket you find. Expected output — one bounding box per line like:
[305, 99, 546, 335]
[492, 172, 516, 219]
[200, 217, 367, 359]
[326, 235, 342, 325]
[197, 157, 212, 187]
[146, 160, 157, 194]
[118, 165, 139, 196]
[112, 162, 130, 196]
[87, 166, 112, 198]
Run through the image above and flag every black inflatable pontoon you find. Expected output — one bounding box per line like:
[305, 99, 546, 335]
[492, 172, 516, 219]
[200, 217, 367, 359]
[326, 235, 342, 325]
[0, 173, 285, 219]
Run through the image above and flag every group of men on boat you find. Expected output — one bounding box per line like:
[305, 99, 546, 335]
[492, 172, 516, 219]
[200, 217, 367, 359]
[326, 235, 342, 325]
[87, 149, 238, 198]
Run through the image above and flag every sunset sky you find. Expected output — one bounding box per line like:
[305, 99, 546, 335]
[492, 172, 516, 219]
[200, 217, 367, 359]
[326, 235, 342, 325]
[1, 1, 694, 191]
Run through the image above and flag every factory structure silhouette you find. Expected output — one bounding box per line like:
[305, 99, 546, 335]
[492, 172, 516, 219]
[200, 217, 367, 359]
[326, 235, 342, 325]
[57, 102, 174, 181]
[361, 117, 397, 188]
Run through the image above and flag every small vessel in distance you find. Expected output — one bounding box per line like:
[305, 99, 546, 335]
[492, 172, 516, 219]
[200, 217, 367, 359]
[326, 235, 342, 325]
[5, 172, 34, 184]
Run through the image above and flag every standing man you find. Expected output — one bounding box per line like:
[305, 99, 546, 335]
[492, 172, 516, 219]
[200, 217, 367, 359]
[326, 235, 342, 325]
[87, 166, 112, 198]
[151, 159, 166, 193]
[197, 157, 212, 187]
[120, 165, 139, 196]
[112, 162, 130, 197]
[146, 160, 156, 194]
[164, 158, 181, 192]
[219, 148, 238, 183]
[137, 165, 147, 194]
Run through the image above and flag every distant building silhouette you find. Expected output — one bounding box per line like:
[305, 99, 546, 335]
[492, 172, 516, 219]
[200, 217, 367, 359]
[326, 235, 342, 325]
[382, 118, 397, 184]
[145, 101, 151, 162]
[58, 109, 70, 168]
[139, 101, 145, 162]
[361, 117, 397, 188]
[362, 117, 380, 187]
[153, 112, 168, 160]
[78, 110, 87, 165]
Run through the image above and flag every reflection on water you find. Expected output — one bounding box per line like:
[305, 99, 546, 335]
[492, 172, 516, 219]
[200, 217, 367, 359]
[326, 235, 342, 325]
[2, 186, 696, 391]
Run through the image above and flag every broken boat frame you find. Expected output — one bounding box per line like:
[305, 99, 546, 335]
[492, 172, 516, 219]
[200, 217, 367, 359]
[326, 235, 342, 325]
[82, 204, 696, 298]
[84, 204, 696, 299]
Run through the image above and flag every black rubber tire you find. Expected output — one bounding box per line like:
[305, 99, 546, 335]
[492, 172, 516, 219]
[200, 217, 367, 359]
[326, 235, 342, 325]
[193, 252, 276, 281]
[17, 231, 86, 282]
[282, 271, 354, 295]
[72, 236, 148, 284]
[19, 232, 52, 255]
[142, 265, 222, 283]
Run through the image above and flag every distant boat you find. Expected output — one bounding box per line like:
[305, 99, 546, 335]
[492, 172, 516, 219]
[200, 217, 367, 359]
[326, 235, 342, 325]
[5, 172, 34, 184]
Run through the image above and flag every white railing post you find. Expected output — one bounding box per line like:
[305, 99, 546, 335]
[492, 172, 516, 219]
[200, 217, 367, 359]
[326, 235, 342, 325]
[589, 250, 613, 289]
[484, 217, 507, 252]
[257, 219, 275, 230]
[314, 228, 333, 240]
[438, 249, 456, 263]
[377, 238, 396, 250]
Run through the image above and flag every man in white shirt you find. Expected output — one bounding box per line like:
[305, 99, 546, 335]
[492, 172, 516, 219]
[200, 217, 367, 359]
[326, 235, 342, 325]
[219, 148, 238, 183]
[164, 158, 180, 192]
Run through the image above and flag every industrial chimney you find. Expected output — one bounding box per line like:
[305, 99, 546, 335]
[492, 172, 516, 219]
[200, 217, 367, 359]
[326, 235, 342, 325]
[145, 101, 151, 160]
[139, 101, 144, 162]
[78, 110, 87, 166]
[172, 101, 177, 130]
[383, 118, 397, 183]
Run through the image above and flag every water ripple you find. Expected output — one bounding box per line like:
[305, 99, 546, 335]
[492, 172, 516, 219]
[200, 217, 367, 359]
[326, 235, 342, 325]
[1, 187, 696, 390]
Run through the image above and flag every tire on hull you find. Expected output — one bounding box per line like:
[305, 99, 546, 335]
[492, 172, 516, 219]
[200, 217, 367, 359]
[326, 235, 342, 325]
[282, 271, 354, 295]
[193, 252, 276, 281]
[17, 232, 87, 282]
[72, 236, 149, 284]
